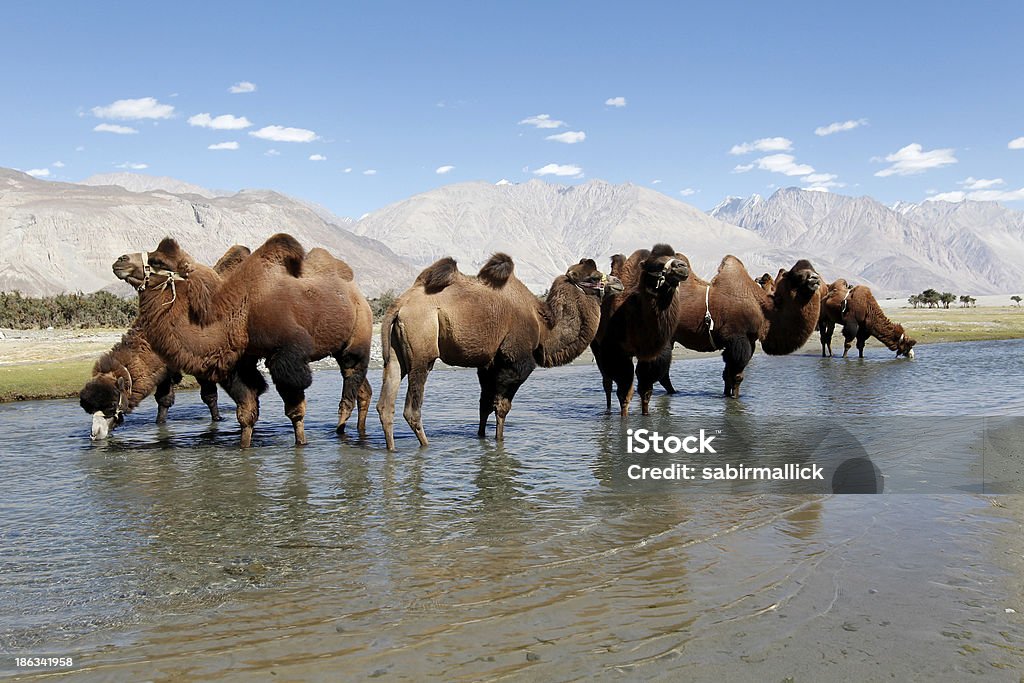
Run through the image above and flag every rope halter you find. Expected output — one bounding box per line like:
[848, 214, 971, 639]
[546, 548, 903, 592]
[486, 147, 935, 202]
[137, 264, 187, 305]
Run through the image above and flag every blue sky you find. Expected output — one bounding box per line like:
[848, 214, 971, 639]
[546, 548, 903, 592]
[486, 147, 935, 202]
[2, 1, 1023, 217]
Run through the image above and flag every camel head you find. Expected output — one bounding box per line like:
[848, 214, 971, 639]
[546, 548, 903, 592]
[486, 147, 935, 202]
[773, 259, 821, 302]
[755, 272, 776, 295]
[640, 244, 690, 295]
[566, 259, 623, 298]
[893, 324, 917, 358]
[609, 254, 627, 279]
[113, 238, 195, 292]
[79, 372, 128, 440]
[112, 252, 147, 288]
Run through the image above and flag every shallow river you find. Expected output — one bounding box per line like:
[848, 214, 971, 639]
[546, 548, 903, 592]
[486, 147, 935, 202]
[1, 339, 1023, 680]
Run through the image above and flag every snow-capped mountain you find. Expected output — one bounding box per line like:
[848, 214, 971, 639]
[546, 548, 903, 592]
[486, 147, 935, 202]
[0, 169, 413, 296]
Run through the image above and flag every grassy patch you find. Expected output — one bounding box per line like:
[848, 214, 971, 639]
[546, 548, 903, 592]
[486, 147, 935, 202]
[0, 360, 198, 403]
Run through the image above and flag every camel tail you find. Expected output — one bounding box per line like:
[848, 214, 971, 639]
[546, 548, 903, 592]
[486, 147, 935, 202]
[478, 253, 514, 288]
[256, 233, 305, 278]
[380, 306, 396, 365]
[415, 257, 459, 294]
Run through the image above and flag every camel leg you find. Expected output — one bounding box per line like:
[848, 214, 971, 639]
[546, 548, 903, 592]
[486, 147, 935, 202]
[222, 358, 267, 448]
[356, 379, 371, 435]
[403, 366, 431, 447]
[856, 328, 869, 358]
[721, 336, 754, 398]
[606, 352, 635, 416]
[199, 378, 223, 421]
[267, 344, 314, 447]
[334, 347, 370, 435]
[154, 375, 176, 424]
[636, 356, 666, 416]
[841, 321, 858, 358]
[477, 365, 498, 437]
[377, 344, 404, 451]
[592, 342, 615, 413]
[819, 321, 834, 358]
[493, 360, 532, 442]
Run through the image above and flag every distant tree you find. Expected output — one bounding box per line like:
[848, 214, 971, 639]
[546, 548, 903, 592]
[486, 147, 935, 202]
[908, 294, 922, 308]
[1013, 295, 1023, 307]
[921, 288, 941, 308]
[969, 296, 977, 307]
[939, 292, 956, 309]
[368, 289, 398, 318]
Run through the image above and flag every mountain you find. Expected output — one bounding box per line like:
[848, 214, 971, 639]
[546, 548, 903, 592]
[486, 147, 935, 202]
[710, 187, 1024, 294]
[0, 169, 413, 296]
[351, 179, 831, 292]
[79, 172, 227, 199]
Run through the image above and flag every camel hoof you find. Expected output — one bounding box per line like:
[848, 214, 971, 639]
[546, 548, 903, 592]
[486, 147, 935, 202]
[213, 415, 226, 422]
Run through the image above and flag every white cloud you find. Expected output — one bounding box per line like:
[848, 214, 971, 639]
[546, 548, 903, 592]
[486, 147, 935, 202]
[249, 125, 319, 142]
[188, 113, 252, 130]
[756, 154, 814, 176]
[94, 123, 138, 135]
[929, 191, 965, 202]
[53, 161, 65, 168]
[435, 165, 455, 174]
[729, 137, 793, 155]
[874, 143, 957, 177]
[229, 81, 257, 94]
[814, 118, 868, 136]
[26, 168, 50, 178]
[804, 186, 831, 193]
[679, 188, 697, 196]
[533, 163, 583, 178]
[116, 162, 148, 170]
[732, 163, 754, 173]
[363, 169, 377, 175]
[309, 154, 327, 161]
[546, 131, 586, 144]
[605, 96, 627, 107]
[651, 179, 662, 185]
[92, 97, 174, 120]
[932, 187, 1024, 202]
[343, 167, 352, 173]
[264, 148, 280, 156]
[803, 172, 837, 184]
[1008, 137, 1024, 150]
[75, 146, 85, 152]
[959, 176, 1004, 190]
[519, 114, 565, 129]
[208, 141, 239, 150]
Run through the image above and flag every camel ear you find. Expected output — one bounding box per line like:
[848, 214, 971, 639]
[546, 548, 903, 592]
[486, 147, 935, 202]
[181, 261, 195, 277]
[116, 376, 127, 391]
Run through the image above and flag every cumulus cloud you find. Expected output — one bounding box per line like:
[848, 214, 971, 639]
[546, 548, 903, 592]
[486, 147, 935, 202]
[533, 163, 583, 178]
[343, 167, 352, 173]
[605, 96, 627, 107]
[309, 154, 327, 161]
[931, 187, 1024, 202]
[546, 131, 586, 144]
[679, 188, 697, 196]
[94, 123, 138, 135]
[732, 163, 754, 173]
[188, 113, 252, 130]
[208, 141, 239, 150]
[959, 177, 1004, 190]
[115, 162, 148, 170]
[874, 143, 957, 177]
[229, 81, 257, 94]
[756, 154, 814, 176]
[26, 168, 50, 178]
[53, 161, 65, 168]
[729, 137, 793, 155]
[1009, 137, 1024, 150]
[519, 114, 565, 129]
[249, 125, 319, 142]
[363, 169, 377, 175]
[92, 97, 174, 120]
[435, 165, 455, 174]
[814, 118, 868, 136]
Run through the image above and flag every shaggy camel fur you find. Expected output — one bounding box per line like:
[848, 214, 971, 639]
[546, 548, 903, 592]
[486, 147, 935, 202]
[377, 254, 621, 449]
[816, 278, 849, 357]
[821, 283, 917, 358]
[82, 246, 252, 440]
[755, 272, 776, 295]
[591, 244, 690, 415]
[644, 254, 822, 399]
[117, 234, 373, 447]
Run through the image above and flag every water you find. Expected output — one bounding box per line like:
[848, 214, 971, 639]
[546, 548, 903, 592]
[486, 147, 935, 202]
[1, 339, 1023, 680]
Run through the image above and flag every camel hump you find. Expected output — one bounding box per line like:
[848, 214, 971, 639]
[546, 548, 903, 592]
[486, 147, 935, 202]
[255, 233, 305, 277]
[478, 253, 514, 288]
[415, 257, 459, 294]
[213, 245, 251, 274]
[305, 247, 354, 280]
[609, 254, 626, 277]
[650, 244, 676, 258]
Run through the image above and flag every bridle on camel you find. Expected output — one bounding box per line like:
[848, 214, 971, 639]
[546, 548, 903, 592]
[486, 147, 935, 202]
[702, 284, 720, 350]
[840, 287, 853, 316]
[135, 264, 186, 305]
[575, 272, 609, 296]
[114, 365, 133, 421]
[649, 259, 682, 291]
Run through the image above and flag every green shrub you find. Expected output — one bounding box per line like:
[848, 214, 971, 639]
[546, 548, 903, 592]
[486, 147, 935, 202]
[0, 291, 138, 329]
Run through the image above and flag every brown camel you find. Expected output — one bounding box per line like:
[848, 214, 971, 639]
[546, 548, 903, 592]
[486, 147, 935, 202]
[81, 245, 252, 440]
[645, 254, 822, 400]
[816, 278, 849, 357]
[821, 283, 916, 358]
[591, 244, 691, 415]
[755, 272, 776, 295]
[115, 234, 373, 447]
[377, 254, 622, 449]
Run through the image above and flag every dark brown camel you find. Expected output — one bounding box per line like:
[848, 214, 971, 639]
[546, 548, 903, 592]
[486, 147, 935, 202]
[115, 234, 373, 448]
[81, 245, 251, 440]
[817, 278, 849, 357]
[822, 283, 917, 358]
[591, 244, 690, 415]
[377, 254, 622, 449]
[645, 254, 822, 400]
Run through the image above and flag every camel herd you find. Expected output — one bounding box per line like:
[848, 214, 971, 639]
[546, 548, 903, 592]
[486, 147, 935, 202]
[79, 233, 917, 449]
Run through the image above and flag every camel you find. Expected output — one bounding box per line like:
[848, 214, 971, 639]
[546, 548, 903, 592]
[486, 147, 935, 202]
[644, 254, 822, 400]
[821, 283, 916, 358]
[376, 254, 622, 449]
[755, 272, 776, 295]
[816, 278, 849, 357]
[115, 234, 373, 448]
[81, 245, 252, 440]
[591, 244, 691, 415]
